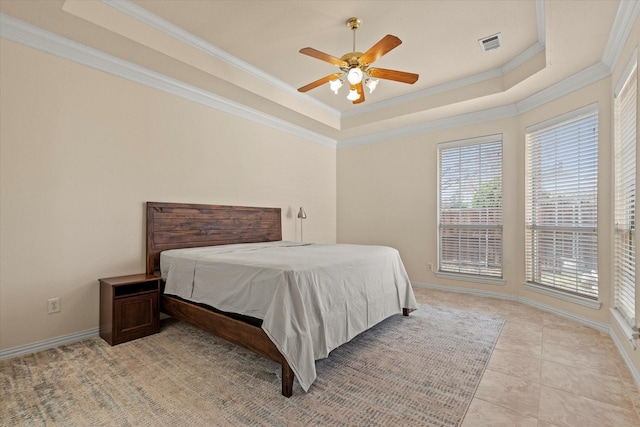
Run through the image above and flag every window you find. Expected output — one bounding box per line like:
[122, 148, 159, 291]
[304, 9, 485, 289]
[525, 105, 598, 299]
[614, 58, 637, 325]
[438, 135, 503, 278]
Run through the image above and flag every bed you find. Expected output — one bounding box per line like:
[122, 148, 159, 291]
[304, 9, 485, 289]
[146, 202, 417, 397]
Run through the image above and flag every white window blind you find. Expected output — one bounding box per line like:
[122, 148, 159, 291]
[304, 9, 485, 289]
[614, 63, 637, 324]
[525, 105, 599, 299]
[438, 136, 503, 278]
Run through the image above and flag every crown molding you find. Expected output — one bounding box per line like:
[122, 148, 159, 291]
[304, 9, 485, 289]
[515, 61, 610, 114]
[338, 60, 610, 148]
[341, 67, 504, 119]
[501, 42, 545, 74]
[602, 0, 640, 70]
[0, 13, 337, 148]
[338, 105, 519, 148]
[102, 0, 340, 118]
[109, 0, 549, 122]
[342, 40, 544, 119]
[0, 0, 630, 149]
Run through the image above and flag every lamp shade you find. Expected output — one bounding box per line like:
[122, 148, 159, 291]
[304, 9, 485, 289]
[346, 89, 360, 101]
[347, 67, 363, 85]
[297, 207, 307, 219]
[329, 78, 343, 94]
[366, 78, 379, 93]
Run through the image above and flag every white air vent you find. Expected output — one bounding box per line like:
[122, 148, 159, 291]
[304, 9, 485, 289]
[479, 33, 502, 52]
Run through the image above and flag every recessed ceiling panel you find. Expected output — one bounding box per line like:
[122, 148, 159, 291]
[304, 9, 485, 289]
[133, 0, 539, 110]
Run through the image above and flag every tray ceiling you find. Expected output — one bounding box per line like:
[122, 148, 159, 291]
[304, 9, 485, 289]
[0, 1, 630, 145]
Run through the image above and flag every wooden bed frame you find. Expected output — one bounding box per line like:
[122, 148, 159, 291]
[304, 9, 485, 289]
[145, 202, 295, 397]
[146, 201, 413, 397]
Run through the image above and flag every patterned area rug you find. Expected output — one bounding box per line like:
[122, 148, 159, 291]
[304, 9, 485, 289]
[1, 305, 503, 426]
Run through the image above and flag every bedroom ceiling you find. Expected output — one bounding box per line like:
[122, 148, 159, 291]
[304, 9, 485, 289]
[0, 1, 629, 145]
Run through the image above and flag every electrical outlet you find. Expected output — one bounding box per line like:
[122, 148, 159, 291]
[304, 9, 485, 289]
[427, 263, 434, 271]
[47, 297, 60, 314]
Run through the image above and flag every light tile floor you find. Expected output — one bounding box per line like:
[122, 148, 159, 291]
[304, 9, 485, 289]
[412, 286, 640, 427]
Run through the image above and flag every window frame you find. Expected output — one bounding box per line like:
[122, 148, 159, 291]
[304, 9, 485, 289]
[613, 51, 637, 327]
[524, 103, 599, 302]
[437, 134, 504, 284]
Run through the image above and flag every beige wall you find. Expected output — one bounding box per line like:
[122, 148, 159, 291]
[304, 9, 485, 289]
[0, 39, 336, 350]
[338, 113, 523, 292]
[337, 78, 620, 357]
[2, 11, 640, 378]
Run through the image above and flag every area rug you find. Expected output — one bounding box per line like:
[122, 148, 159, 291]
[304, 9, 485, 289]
[0, 304, 504, 426]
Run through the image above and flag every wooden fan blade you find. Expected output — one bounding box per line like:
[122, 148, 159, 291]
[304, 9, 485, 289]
[299, 47, 348, 67]
[367, 68, 419, 84]
[359, 35, 402, 65]
[298, 73, 343, 92]
[350, 83, 365, 104]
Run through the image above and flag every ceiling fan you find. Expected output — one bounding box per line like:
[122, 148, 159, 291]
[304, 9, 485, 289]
[297, 17, 419, 104]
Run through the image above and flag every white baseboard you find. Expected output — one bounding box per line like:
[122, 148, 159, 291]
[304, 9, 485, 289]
[610, 327, 640, 391]
[412, 281, 640, 391]
[413, 281, 608, 331]
[0, 328, 99, 360]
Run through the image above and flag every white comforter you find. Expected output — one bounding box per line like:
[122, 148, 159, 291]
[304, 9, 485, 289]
[160, 241, 417, 392]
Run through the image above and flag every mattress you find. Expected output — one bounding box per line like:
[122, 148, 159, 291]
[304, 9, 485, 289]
[160, 241, 418, 391]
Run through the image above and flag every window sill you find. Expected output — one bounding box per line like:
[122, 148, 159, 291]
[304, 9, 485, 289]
[435, 271, 505, 286]
[522, 282, 601, 309]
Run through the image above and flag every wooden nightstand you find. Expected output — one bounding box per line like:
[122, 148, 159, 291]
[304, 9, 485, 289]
[99, 273, 160, 345]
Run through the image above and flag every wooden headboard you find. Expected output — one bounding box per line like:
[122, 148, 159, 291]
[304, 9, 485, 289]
[146, 202, 282, 275]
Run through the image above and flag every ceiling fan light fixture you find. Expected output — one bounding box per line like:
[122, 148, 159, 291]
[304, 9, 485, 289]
[366, 78, 379, 93]
[329, 78, 343, 94]
[347, 67, 364, 85]
[346, 88, 361, 101]
[297, 17, 419, 104]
